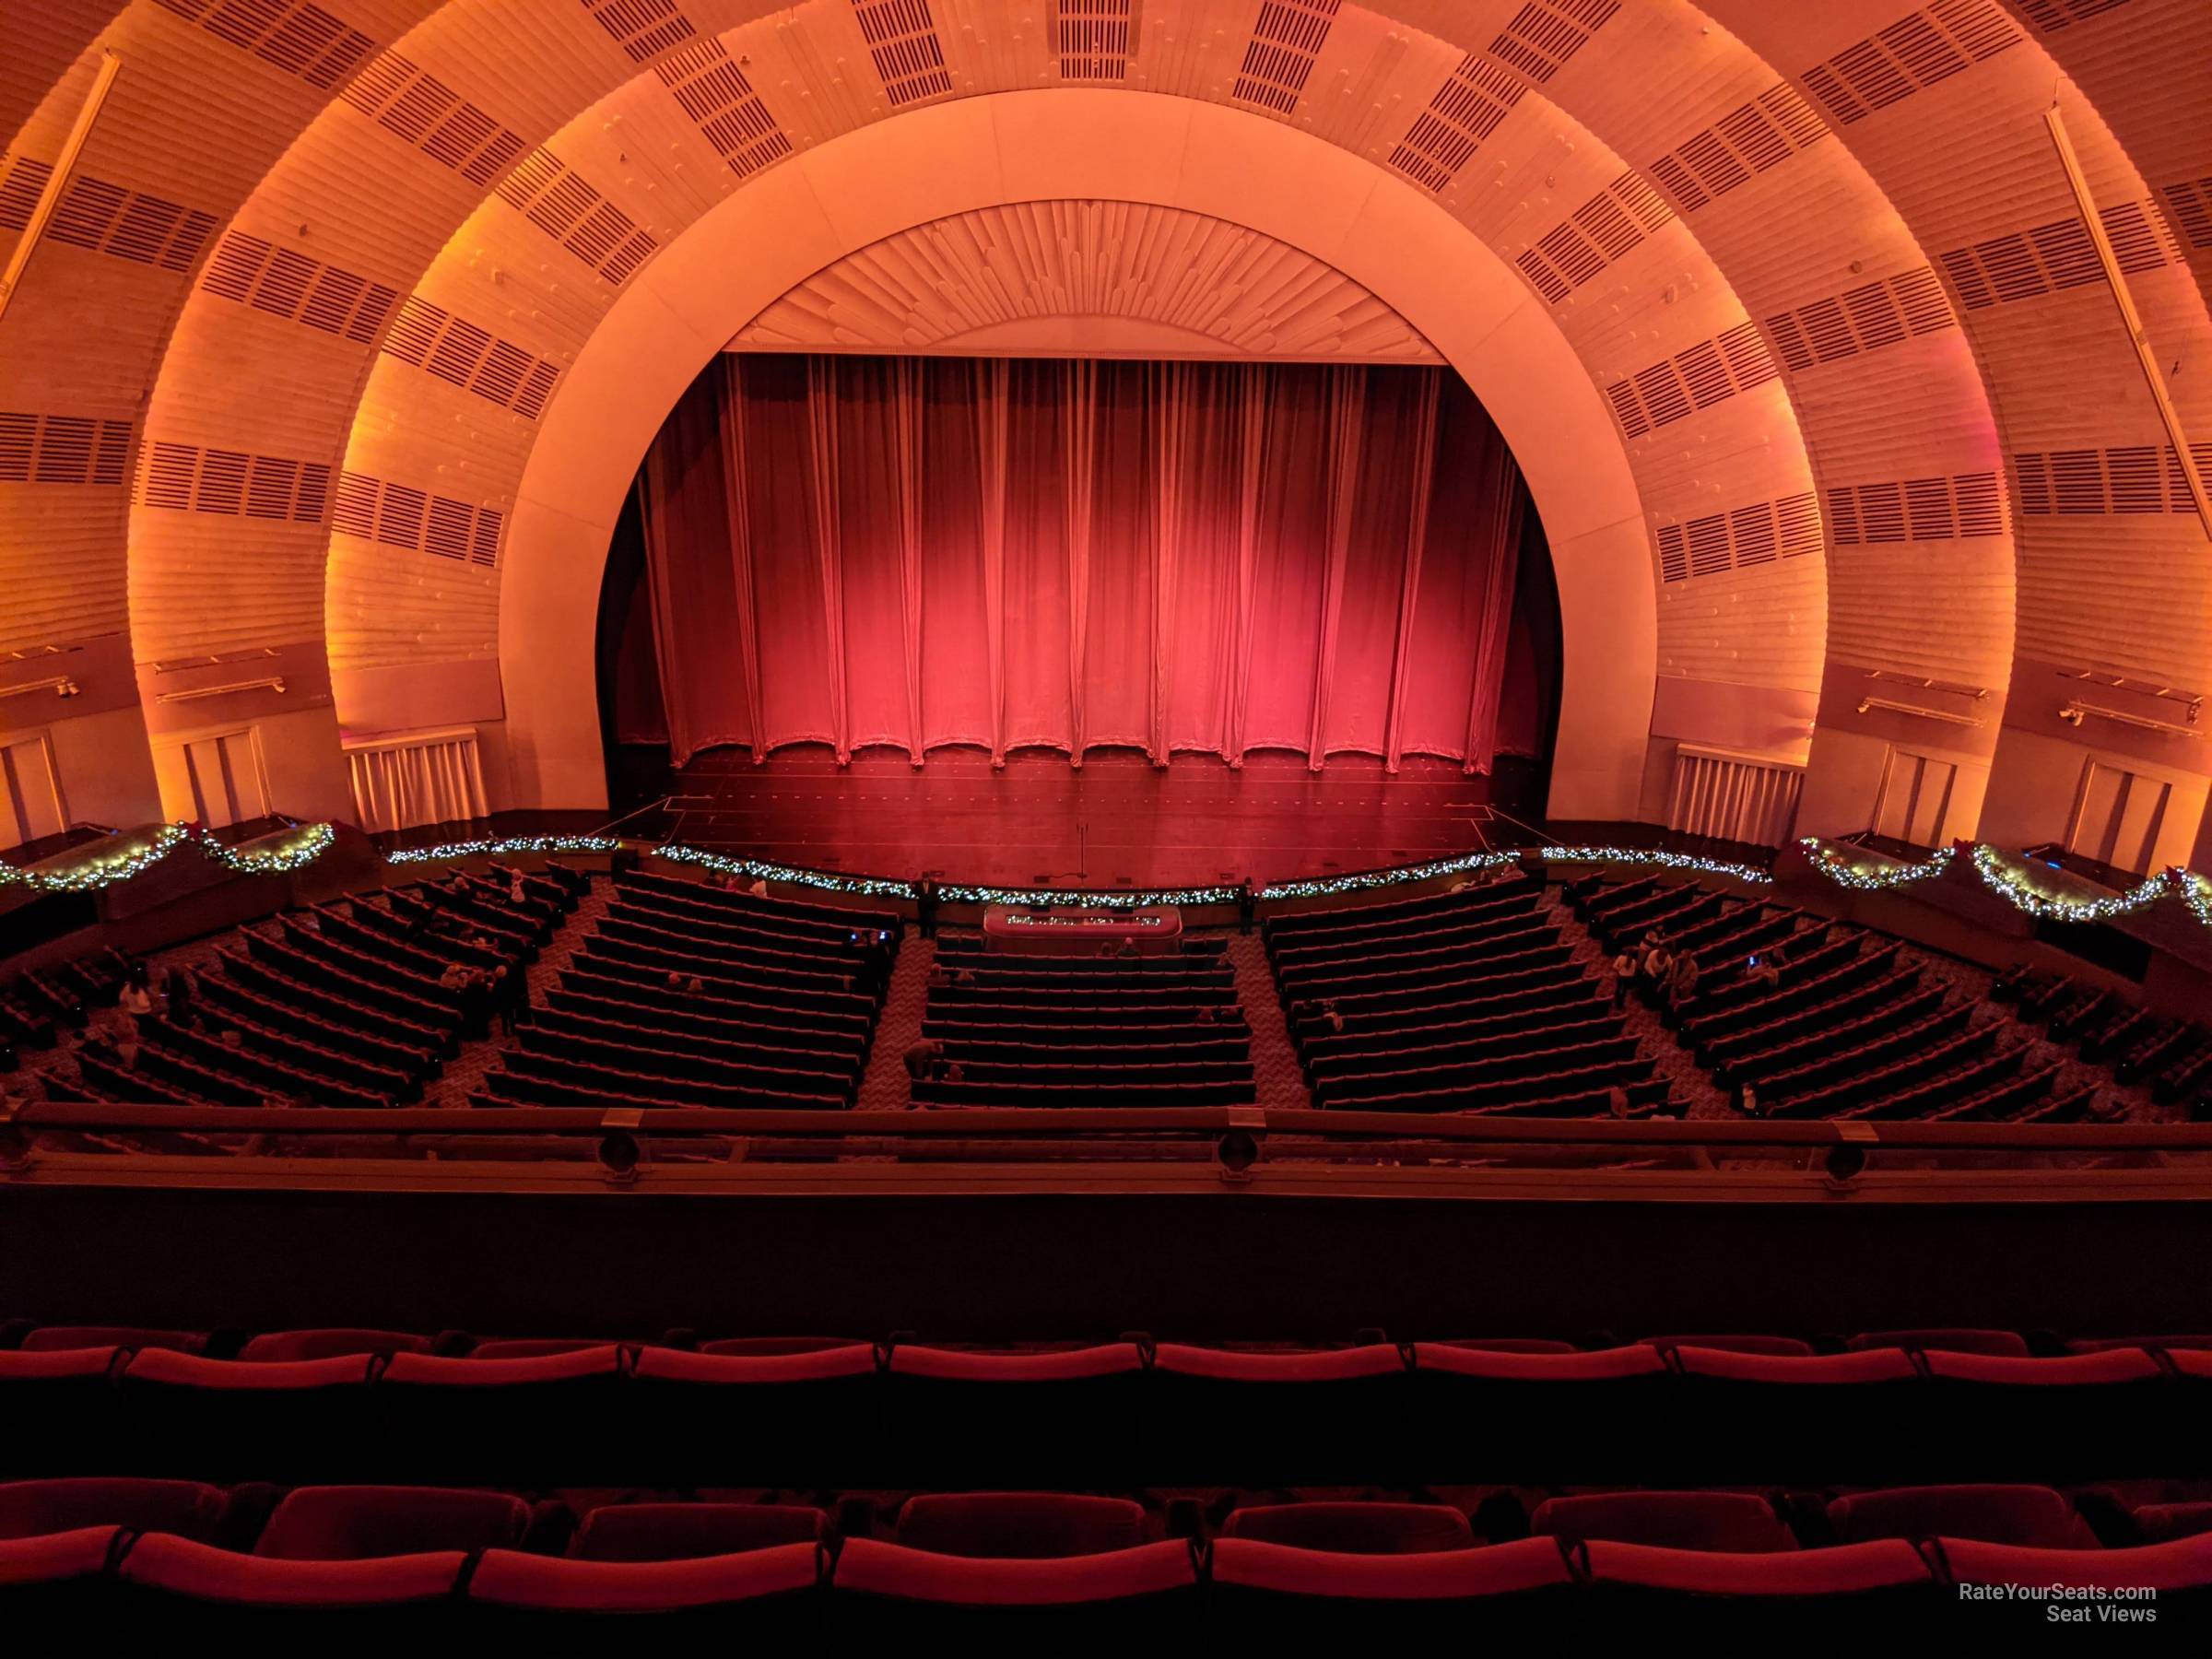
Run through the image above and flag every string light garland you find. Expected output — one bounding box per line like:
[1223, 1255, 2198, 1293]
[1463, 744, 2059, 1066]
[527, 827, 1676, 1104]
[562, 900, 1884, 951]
[1536, 845, 1773, 886]
[388, 834, 621, 865]
[9, 818, 2209, 939]
[200, 820, 335, 875]
[1968, 842, 2205, 926]
[1797, 838, 1955, 891]
[0, 823, 192, 892]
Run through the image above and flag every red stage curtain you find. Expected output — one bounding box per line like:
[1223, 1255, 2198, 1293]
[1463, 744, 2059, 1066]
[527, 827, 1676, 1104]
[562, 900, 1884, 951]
[636, 353, 1525, 772]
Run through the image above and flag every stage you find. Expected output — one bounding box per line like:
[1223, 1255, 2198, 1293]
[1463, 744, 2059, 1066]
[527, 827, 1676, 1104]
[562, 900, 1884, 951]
[611, 745, 1547, 889]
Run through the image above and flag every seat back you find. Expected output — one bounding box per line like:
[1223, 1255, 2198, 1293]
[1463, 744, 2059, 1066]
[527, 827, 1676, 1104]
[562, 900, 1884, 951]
[1222, 1502, 1473, 1555]
[570, 1503, 826, 1561]
[1825, 1484, 2095, 1549]
[894, 1493, 1149, 1559]
[1533, 1491, 1796, 1553]
[0, 1478, 226, 1543]
[253, 1485, 533, 1559]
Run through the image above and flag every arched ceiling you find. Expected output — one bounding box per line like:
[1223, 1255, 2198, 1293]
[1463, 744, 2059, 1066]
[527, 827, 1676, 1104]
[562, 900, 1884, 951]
[1, 0, 2206, 846]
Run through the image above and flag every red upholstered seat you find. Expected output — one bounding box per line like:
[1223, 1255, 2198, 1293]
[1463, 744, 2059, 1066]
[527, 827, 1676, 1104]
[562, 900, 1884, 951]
[569, 1503, 826, 1561]
[238, 1329, 431, 1362]
[1824, 1484, 2096, 1549]
[1932, 1536, 2212, 1596]
[1642, 1335, 1815, 1358]
[1221, 1502, 1473, 1555]
[253, 1485, 532, 1559]
[463, 1337, 617, 1359]
[1846, 1329, 2030, 1358]
[116, 1533, 467, 1609]
[894, 1493, 1150, 1559]
[1430, 1338, 1578, 1354]
[1207, 1535, 1575, 1634]
[468, 1542, 824, 1615]
[0, 1478, 226, 1543]
[1578, 1538, 1936, 1629]
[2131, 1502, 2212, 1544]
[699, 1336, 867, 1355]
[0, 1526, 125, 1603]
[832, 1536, 1197, 1607]
[21, 1326, 203, 1354]
[1534, 1491, 1797, 1553]
[2066, 1335, 2212, 1353]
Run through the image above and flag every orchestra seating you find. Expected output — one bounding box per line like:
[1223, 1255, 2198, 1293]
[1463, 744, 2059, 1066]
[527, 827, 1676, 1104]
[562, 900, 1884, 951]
[470, 869, 899, 1112]
[912, 934, 1253, 1107]
[1572, 876, 2094, 1125]
[1266, 873, 1671, 1116]
[17, 869, 581, 1112]
[1995, 965, 2212, 1115]
[1, 1321, 2205, 1625]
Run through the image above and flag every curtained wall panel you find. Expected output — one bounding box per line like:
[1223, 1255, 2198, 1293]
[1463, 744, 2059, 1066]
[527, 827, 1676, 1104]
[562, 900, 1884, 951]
[631, 354, 1530, 772]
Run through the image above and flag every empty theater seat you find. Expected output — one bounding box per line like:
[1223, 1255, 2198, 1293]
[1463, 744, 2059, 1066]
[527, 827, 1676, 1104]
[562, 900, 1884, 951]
[1207, 1536, 1576, 1636]
[893, 1492, 1151, 1558]
[1822, 1485, 2099, 1549]
[1533, 1491, 1798, 1553]
[569, 1503, 827, 1560]
[465, 1543, 825, 1625]
[1576, 1539, 1938, 1634]
[252, 1485, 533, 1559]
[0, 1478, 228, 1543]
[1220, 1502, 1474, 1554]
[1848, 1329, 2032, 1358]
[112, 1534, 467, 1620]
[237, 1329, 432, 1362]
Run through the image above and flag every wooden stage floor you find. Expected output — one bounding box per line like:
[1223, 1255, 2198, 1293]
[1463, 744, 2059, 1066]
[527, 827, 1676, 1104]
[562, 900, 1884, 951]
[618, 745, 1546, 889]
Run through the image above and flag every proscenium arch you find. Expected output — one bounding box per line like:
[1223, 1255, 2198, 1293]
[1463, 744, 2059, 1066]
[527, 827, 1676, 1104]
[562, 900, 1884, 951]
[493, 90, 1669, 821]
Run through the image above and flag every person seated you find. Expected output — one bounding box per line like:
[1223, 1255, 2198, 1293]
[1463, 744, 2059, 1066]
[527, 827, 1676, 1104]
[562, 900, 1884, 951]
[903, 1038, 946, 1080]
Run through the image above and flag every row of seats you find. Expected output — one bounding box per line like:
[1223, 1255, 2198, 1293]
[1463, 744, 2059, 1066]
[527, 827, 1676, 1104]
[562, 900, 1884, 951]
[1576, 875, 2074, 1124]
[1998, 964, 2211, 1114]
[12, 1478, 2208, 1557]
[913, 930, 1253, 1108]
[5, 1488, 2204, 1629]
[17, 872, 581, 1119]
[1268, 877, 1668, 1115]
[8, 1335, 2206, 1486]
[473, 871, 900, 1112]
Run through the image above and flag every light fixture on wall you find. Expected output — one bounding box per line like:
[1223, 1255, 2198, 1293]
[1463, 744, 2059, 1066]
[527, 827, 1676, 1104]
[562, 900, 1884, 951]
[1855, 695, 1983, 727]
[0, 675, 79, 700]
[1865, 670, 1989, 701]
[154, 676, 286, 705]
[2054, 668, 2202, 726]
[2058, 700, 2205, 739]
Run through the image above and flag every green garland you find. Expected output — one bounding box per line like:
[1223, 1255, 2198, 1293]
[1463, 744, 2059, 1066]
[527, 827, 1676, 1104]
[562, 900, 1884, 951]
[11, 817, 2210, 935]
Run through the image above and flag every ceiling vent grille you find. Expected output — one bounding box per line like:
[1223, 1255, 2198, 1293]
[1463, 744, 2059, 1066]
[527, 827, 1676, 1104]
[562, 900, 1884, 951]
[2161, 177, 2212, 251]
[2012, 0, 2135, 31]
[1657, 489, 1821, 583]
[852, 0, 956, 107]
[2014, 444, 2212, 515]
[0, 413, 134, 487]
[2, 157, 218, 273]
[378, 296, 564, 418]
[1230, 0, 1339, 118]
[1512, 171, 1676, 302]
[332, 469, 504, 566]
[1650, 84, 1828, 214]
[1763, 266, 1954, 371]
[650, 37, 795, 181]
[1057, 0, 1135, 81]
[582, 0, 698, 63]
[493, 149, 658, 287]
[198, 231, 398, 343]
[1801, 2, 2021, 124]
[150, 0, 375, 90]
[340, 51, 529, 187]
[1603, 324, 1780, 440]
[1385, 54, 1526, 192]
[1488, 0, 1618, 84]
[1938, 202, 2177, 310]
[1828, 471, 2004, 544]
[137, 441, 330, 523]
